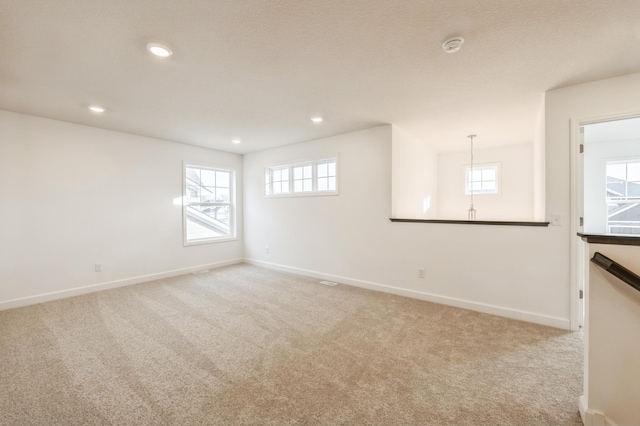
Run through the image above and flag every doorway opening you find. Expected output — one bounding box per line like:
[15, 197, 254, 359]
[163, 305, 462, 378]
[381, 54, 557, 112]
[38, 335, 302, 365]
[571, 114, 640, 330]
[583, 117, 640, 235]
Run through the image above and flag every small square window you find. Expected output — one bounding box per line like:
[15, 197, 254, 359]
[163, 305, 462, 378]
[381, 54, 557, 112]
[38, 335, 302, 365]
[465, 164, 499, 195]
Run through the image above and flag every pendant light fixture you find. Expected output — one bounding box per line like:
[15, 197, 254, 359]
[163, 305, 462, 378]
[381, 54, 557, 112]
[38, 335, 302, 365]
[468, 134, 477, 220]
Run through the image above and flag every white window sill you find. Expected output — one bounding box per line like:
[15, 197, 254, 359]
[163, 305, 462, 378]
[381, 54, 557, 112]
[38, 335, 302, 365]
[265, 191, 339, 199]
[184, 236, 238, 246]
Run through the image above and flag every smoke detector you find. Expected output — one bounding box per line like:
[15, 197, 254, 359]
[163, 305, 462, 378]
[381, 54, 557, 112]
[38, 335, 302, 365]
[442, 37, 464, 53]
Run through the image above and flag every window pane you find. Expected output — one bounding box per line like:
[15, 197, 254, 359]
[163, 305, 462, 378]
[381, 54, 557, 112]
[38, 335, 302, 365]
[273, 169, 281, 181]
[318, 177, 328, 191]
[201, 187, 215, 202]
[607, 179, 625, 197]
[273, 182, 282, 194]
[607, 163, 627, 181]
[186, 185, 200, 202]
[201, 169, 216, 186]
[471, 170, 482, 181]
[186, 168, 200, 186]
[293, 166, 303, 180]
[303, 180, 312, 192]
[472, 182, 482, 191]
[216, 171, 230, 188]
[628, 162, 640, 181]
[216, 188, 230, 202]
[303, 165, 312, 178]
[482, 169, 496, 181]
[282, 181, 290, 193]
[185, 205, 230, 240]
[328, 177, 336, 190]
[482, 181, 496, 191]
[294, 180, 303, 192]
[318, 163, 327, 177]
[281, 169, 289, 180]
[328, 162, 336, 176]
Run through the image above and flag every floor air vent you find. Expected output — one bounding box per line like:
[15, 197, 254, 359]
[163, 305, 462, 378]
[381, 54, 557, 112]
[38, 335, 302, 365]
[319, 280, 338, 286]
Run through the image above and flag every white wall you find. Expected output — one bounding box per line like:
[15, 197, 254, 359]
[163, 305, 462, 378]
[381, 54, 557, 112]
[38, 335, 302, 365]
[545, 71, 640, 424]
[0, 110, 243, 308]
[244, 125, 570, 328]
[533, 98, 546, 221]
[582, 243, 640, 426]
[391, 126, 438, 219]
[437, 144, 534, 221]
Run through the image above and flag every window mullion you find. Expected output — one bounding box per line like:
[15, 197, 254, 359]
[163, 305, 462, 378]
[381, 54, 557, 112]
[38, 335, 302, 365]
[313, 162, 317, 192]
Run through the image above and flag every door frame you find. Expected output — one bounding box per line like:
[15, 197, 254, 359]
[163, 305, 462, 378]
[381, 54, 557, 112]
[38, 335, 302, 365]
[569, 109, 640, 331]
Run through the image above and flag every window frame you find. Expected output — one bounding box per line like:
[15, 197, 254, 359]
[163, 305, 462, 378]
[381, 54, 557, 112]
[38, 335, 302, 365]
[264, 157, 338, 198]
[605, 158, 640, 235]
[183, 163, 237, 246]
[464, 162, 500, 196]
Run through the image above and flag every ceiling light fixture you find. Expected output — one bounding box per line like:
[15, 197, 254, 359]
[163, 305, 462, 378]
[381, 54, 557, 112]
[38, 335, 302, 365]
[146, 43, 173, 58]
[232, 139, 241, 145]
[88, 105, 106, 113]
[442, 37, 464, 53]
[311, 117, 323, 123]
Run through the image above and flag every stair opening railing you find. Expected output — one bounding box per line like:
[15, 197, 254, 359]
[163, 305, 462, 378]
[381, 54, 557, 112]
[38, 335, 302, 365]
[591, 252, 640, 292]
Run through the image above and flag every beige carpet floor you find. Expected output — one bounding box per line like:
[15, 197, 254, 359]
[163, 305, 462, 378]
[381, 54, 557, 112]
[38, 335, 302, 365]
[0, 264, 583, 425]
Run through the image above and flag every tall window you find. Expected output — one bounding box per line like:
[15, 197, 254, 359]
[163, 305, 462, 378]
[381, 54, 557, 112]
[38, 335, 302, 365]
[606, 159, 640, 234]
[184, 165, 235, 244]
[465, 164, 499, 195]
[265, 158, 338, 197]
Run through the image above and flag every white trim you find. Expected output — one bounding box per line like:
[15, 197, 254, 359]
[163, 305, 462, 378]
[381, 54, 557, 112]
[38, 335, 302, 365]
[244, 258, 571, 329]
[579, 396, 619, 426]
[0, 258, 243, 312]
[184, 236, 239, 246]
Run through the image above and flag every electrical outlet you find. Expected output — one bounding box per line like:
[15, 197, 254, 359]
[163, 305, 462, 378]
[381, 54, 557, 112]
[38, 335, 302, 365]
[95, 263, 103, 272]
[418, 268, 425, 278]
[551, 213, 562, 226]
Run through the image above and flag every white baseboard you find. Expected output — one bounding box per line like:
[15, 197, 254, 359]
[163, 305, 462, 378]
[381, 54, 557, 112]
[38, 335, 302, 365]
[579, 396, 618, 426]
[244, 258, 571, 330]
[0, 258, 243, 312]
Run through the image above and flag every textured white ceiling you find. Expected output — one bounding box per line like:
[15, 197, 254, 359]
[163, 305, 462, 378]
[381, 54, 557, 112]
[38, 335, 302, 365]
[2, 0, 640, 154]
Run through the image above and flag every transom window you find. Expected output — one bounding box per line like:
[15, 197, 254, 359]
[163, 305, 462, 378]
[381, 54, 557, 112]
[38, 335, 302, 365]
[293, 165, 313, 193]
[184, 165, 236, 244]
[265, 158, 338, 197]
[465, 163, 499, 195]
[317, 161, 337, 192]
[606, 159, 640, 235]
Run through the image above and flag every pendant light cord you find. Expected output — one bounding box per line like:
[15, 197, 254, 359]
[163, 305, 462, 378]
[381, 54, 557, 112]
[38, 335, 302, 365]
[468, 134, 477, 220]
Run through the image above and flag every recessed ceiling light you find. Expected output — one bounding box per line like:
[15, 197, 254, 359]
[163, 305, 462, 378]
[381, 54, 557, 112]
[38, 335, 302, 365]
[88, 105, 105, 113]
[232, 139, 241, 144]
[146, 43, 172, 58]
[442, 36, 464, 53]
[311, 117, 323, 123]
